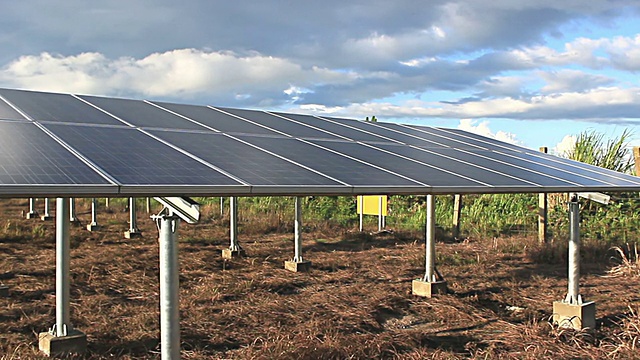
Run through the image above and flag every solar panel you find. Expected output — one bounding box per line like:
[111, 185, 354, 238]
[1, 87, 639, 197]
[329, 119, 447, 147]
[307, 140, 501, 190]
[146, 130, 346, 189]
[233, 134, 426, 189]
[0, 97, 27, 120]
[0, 88, 122, 125]
[79, 95, 208, 131]
[41, 124, 244, 189]
[272, 112, 392, 143]
[0, 122, 115, 193]
[151, 101, 282, 135]
[218, 107, 343, 139]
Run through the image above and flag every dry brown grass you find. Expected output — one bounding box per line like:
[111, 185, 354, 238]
[1, 199, 640, 359]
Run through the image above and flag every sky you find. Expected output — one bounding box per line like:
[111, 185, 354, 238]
[0, 1, 639, 155]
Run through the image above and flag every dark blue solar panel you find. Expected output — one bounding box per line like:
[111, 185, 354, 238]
[272, 112, 392, 143]
[306, 140, 493, 188]
[329, 119, 446, 147]
[151, 101, 281, 135]
[42, 124, 243, 186]
[234, 135, 422, 186]
[376, 123, 484, 149]
[0, 88, 122, 125]
[147, 130, 343, 186]
[0, 96, 26, 120]
[219, 107, 343, 139]
[0, 122, 111, 185]
[79, 95, 208, 130]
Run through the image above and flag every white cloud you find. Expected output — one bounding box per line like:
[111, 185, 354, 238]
[0, 49, 351, 103]
[554, 134, 576, 156]
[457, 119, 520, 145]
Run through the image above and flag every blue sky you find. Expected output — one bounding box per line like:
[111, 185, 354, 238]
[0, 1, 638, 155]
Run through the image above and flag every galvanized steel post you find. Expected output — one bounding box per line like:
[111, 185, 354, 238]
[43, 198, 51, 218]
[358, 196, 363, 232]
[378, 196, 383, 231]
[69, 198, 77, 222]
[294, 197, 302, 262]
[565, 197, 581, 304]
[229, 197, 239, 251]
[156, 213, 181, 360]
[129, 198, 138, 233]
[424, 195, 436, 282]
[55, 198, 71, 336]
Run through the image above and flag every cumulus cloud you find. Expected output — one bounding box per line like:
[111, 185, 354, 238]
[457, 119, 520, 145]
[0, 49, 352, 105]
[554, 134, 576, 156]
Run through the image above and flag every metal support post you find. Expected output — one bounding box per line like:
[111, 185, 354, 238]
[41, 198, 53, 221]
[105, 198, 109, 208]
[87, 198, 100, 231]
[69, 198, 78, 223]
[229, 197, 239, 251]
[412, 195, 447, 297]
[552, 195, 595, 330]
[55, 198, 71, 336]
[538, 147, 548, 243]
[294, 196, 302, 262]
[285, 197, 311, 272]
[358, 196, 363, 232]
[153, 213, 181, 360]
[452, 194, 462, 238]
[220, 197, 224, 216]
[124, 198, 141, 238]
[38, 199, 87, 356]
[565, 197, 581, 304]
[378, 196, 383, 231]
[424, 194, 436, 283]
[146, 198, 151, 213]
[26, 197, 38, 219]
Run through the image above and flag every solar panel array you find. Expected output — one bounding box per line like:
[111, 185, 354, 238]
[0, 87, 639, 197]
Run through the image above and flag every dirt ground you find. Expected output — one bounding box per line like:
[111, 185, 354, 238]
[0, 198, 639, 359]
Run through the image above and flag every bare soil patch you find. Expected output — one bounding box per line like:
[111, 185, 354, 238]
[1, 198, 639, 359]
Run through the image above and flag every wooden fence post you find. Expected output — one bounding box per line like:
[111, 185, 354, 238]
[538, 147, 548, 244]
[452, 194, 462, 238]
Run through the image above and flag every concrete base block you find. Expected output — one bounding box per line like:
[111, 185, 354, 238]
[284, 260, 312, 272]
[222, 248, 246, 259]
[86, 223, 101, 232]
[553, 300, 596, 330]
[124, 230, 142, 239]
[38, 330, 87, 356]
[0, 285, 8, 297]
[40, 215, 53, 221]
[412, 279, 448, 298]
[26, 212, 39, 219]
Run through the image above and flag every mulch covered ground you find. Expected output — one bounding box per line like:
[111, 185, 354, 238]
[1, 198, 639, 359]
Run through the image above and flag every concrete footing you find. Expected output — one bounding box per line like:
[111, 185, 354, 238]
[38, 330, 87, 357]
[0, 285, 8, 297]
[284, 260, 312, 272]
[553, 301, 596, 330]
[86, 224, 101, 232]
[41, 215, 53, 221]
[222, 248, 246, 259]
[412, 279, 448, 298]
[124, 230, 142, 239]
[26, 212, 39, 219]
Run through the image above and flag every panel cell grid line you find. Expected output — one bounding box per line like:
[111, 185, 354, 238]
[272, 112, 393, 143]
[0, 122, 112, 185]
[500, 150, 640, 186]
[233, 135, 424, 187]
[418, 127, 527, 152]
[0, 88, 123, 125]
[150, 101, 282, 135]
[79, 95, 209, 131]
[323, 140, 539, 187]
[147, 130, 344, 186]
[42, 124, 243, 186]
[378, 123, 487, 149]
[218, 107, 343, 139]
[329, 118, 448, 148]
[0, 96, 27, 120]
